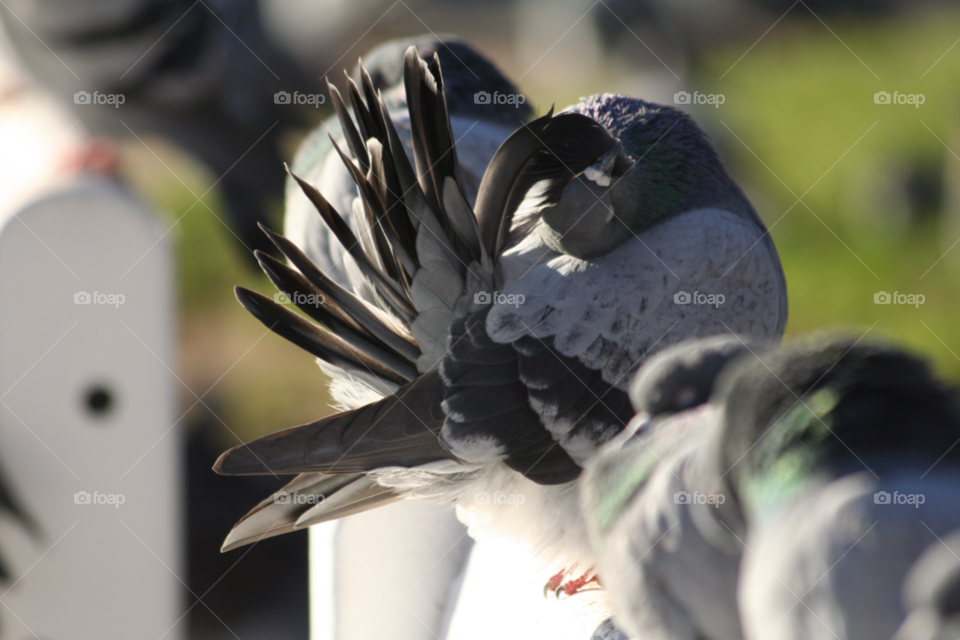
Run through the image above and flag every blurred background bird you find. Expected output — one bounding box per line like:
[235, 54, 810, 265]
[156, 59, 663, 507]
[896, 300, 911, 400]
[582, 335, 960, 640]
[580, 335, 760, 640]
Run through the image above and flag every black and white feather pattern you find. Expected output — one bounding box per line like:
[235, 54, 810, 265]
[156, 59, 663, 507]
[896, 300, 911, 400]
[214, 45, 787, 567]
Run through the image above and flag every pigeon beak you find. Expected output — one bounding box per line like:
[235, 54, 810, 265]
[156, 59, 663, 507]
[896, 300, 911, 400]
[623, 412, 652, 442]
[583, 141, 623, 187]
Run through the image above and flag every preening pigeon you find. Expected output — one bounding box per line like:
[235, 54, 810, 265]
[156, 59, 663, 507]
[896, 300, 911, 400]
[582, 336, 960, 640]
[282, 36, 532, 640]
[214, 42, 786, 585]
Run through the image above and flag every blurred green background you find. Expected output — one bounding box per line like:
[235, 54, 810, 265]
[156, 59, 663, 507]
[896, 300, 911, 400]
[114, 1, 960, 447]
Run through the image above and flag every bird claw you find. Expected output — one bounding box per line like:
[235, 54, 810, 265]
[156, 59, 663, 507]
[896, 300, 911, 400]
[543, 570, 566, 598]
[543, 571, 599, 599]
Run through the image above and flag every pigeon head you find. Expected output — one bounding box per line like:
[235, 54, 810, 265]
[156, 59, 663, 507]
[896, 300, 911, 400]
[533, 95, 742, 260]
[580, 335, 755, 547]
[713, 337, 960, 517]
[629, 334, 757, 419]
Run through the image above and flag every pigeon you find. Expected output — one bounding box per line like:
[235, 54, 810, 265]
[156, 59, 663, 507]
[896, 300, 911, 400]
[579, 335, 760, 640]
[734, 341, 960, 640]
[282, 37, 533, 640]
[582, 335, 960, 640]
[894, 531, 960, 640]
[213, 41, 786, 588]
[0, 0, 313, 260]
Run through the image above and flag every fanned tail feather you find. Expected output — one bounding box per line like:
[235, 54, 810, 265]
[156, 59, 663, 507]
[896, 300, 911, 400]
[217, 45, 624, 549]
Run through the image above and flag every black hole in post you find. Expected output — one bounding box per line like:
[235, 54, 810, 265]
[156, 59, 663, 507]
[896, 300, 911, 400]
[85, 386, 114, 417]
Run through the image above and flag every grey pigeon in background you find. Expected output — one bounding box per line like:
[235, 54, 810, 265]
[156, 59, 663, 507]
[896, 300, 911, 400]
[0, 0, 313, 259]
[583, 335, 960, 640]
[580, 335, 758, 640]
[214, 35, 786, 594]
[733, 340, 960, 640]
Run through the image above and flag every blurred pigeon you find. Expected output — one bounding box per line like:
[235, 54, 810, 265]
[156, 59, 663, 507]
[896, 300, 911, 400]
[732, 340, 960, 640]
[580, 335, 758, 640]
[583, 336, 960, 640]
[214, 40, 786, 592]
[0, 0, 314, 260]
[894, 531, 960, 640]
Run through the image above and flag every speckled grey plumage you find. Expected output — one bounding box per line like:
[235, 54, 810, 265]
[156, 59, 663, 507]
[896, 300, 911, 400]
[584, 336, 960, 640]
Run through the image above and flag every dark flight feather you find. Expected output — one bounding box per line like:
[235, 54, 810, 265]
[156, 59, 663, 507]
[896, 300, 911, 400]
[214, 371, 456, 475]
[327, 80, 369, 173]
[258, 223, 421, 364]
[235, 287, 409, 386]
[254, 251, 418, 381]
